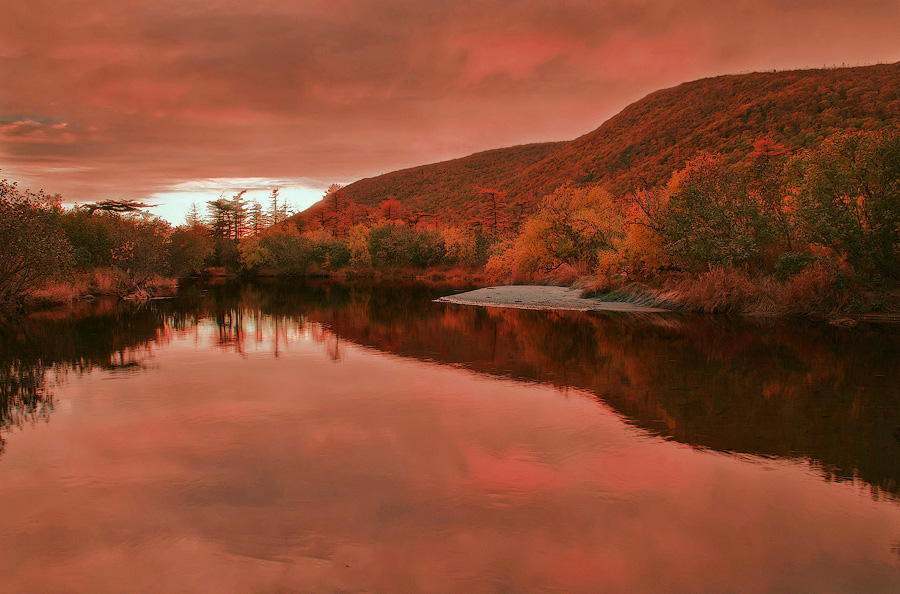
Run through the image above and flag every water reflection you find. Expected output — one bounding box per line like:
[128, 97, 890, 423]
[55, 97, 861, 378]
[4, 281, 900, 500]
[175, 281, 900, 501]
[2, 281, 900, 593]
[0, 299, 172, 453]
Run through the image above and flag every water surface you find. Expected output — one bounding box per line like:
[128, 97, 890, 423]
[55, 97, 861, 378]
[2, 282, 900, 593]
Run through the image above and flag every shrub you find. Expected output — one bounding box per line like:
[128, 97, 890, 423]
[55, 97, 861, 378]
[368, 222, 445, 268]
[166, 225, 214, 276]
[774, 252, 817, 281]
[240, 227, 314, 275]
[0, 180, 71, 306]
[776, 261, 854, 316]
[57, 208, 171, 284]
[658, 268, 762, 314]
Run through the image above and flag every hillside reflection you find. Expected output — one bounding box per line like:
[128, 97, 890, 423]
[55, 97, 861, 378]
[3, 281, 900, 501]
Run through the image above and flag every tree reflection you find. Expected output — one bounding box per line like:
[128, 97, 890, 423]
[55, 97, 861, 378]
[195, 281, 900, 500]
[3, 280, 900, 503]
[0, 299, 175, 453]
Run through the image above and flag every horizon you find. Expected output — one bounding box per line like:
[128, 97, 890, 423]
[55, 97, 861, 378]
[3, 1, 900, 224]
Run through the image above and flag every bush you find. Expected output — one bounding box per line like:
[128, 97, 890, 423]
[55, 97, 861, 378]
[368, 222, 445, 268]
[774, 252, 817, 281]
[166, 225, 214, 276]
[776, 261, 854, 316]
[0, 180, 71, 306]
[57, 209, 171, 284]
[658, 268, 762, 314]
[240, 227, 314, 275]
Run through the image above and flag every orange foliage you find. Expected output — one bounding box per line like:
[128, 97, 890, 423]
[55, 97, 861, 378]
[293, 63, 900, 229]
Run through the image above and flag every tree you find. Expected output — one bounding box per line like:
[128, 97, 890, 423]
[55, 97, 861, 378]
[268, 188, 291, 226]
[248, 201, 267, 235]
[475, 186, 508, 235]
[322, 184, 350, 234]
[84, 199, 154, 215]
[512, 184, 623, 275]
[207, 190, 248, 240]
[657, 154, 769, 268]
[790, 130, 900, 277]
[379, 197, 403, 221]
[185, 202, 203, 227]
[0, 179, 71, 306]
[166, 225, 214, 276]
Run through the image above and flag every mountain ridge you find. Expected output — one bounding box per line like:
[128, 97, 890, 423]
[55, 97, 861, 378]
[297, 62, 900, 226]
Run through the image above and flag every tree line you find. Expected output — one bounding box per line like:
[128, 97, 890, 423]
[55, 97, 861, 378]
[2, 127, 899, 316]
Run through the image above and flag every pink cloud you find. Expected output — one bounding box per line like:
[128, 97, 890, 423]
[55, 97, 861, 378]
[2, 0, 899, 214]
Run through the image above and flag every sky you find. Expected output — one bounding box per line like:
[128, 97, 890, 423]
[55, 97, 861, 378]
[2, 0, 900, 224]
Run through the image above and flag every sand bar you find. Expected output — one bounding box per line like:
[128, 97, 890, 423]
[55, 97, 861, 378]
[437, 285, 669, 313]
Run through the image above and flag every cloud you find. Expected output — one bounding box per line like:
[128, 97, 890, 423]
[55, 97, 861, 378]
[0, 120, 76, 144]
[2, 0, 900, 217]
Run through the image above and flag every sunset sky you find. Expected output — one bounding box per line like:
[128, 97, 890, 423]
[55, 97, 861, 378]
[2, 0, 900, 223]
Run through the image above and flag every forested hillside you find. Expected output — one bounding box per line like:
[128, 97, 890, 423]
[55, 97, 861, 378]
[305, 62, 900, 224]
[309, 142, 565, 225]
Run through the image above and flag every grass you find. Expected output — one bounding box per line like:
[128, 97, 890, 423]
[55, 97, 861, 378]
[27, 270, 180, 306]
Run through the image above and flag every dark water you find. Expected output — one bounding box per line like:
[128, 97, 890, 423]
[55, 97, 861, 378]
[2, 281, 900, 593]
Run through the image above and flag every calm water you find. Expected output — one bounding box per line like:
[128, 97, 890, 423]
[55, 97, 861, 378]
[2, 281, 900, 593]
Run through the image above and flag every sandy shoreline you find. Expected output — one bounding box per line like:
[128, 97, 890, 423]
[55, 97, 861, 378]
[436, 285, 669, 313]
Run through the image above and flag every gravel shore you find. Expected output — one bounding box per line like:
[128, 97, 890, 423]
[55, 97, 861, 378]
[436, 285, 669, 313]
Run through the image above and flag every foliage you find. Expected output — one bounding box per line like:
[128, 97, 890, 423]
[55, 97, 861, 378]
[305, 230, 352, 270]
[0, 180, 71, 306]
[166, 225, 214, 277]
[57, 208, 172, 284]
[512, 184, 623, 275]
[367, 222, 446, 268]
[346, 224, 373, 268]
[656, 154, 775, 268]
[790, 130, 900, 277]
[240, 226, 314, 276]
[440, 226, 481, 267]
[292, 63, 900, 228]
[774, 252, 817, 281]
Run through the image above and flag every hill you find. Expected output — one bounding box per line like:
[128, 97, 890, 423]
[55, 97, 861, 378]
[304, 141, 566, 226]
[298, 62, 900, 226]
[512, 62, 900, 198]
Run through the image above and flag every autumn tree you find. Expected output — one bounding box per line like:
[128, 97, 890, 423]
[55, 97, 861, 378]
[748, 138, 793, 250]
[0, 179, 71, 306]
[379, 197, 403, 221]
[657, 154, 770, 268]
[512, 184, 623, 275]
[790, 130, 900, 277]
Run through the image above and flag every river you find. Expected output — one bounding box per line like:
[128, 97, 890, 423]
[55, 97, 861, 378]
[1, 281, 899, 593]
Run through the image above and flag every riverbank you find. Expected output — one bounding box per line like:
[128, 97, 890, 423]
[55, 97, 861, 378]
[441, 278, 900, 325]
[25, 272, 179, 307]
[437, 285, 669, 313]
